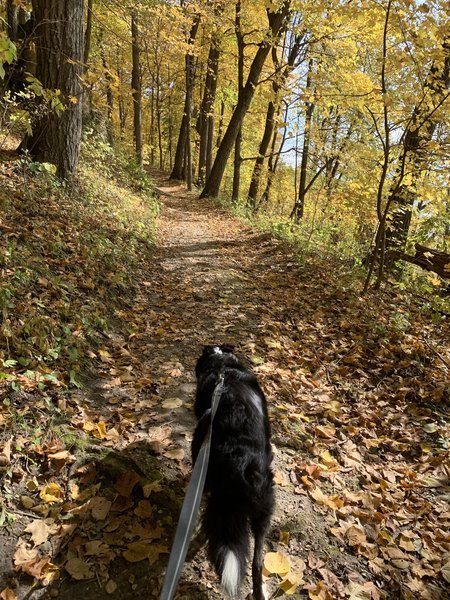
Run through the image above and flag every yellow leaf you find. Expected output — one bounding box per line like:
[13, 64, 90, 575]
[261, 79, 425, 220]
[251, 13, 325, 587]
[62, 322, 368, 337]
[94, 421, 107, 439]
[279, 572, 304, 594]
[39, 482, 64, 503]
[320, 450, 339, 469]
[263, 551, 291, 575]
[308, 581, 333, 600]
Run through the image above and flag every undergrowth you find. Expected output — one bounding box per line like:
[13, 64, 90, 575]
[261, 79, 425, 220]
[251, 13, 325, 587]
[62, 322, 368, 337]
[217, 194, 450, 316]
[0, 139, 159, 395]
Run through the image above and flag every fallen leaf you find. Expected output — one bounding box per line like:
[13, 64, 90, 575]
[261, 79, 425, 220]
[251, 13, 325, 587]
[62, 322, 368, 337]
[263, 551, 291, 575]
[162, 398, 182, 409]
[65, 558, 93, 580]
[115, 471, 141, 497]
[279, 572, 304, 595]
[123, 542, 151, 562]
[90, 496, 112, 521]
[346, 525, 366, 547]
[441, 561, 450, 583]
[0, 588, 18, 600]
[142, 480, 162, 498]
[164, 447, 185, 461]
[39, 482, 64, 503]
[25, 519, 58, 546]
[134, 500, 153, 518]
[105, 580, 117, 594]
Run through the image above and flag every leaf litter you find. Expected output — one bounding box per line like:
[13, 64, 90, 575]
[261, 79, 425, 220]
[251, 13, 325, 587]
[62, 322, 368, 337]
[0, 165, 449, 599]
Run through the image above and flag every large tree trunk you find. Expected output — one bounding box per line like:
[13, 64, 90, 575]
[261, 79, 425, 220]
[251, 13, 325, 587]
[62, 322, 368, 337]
[25, 0, 84, 178]
[131, 12, 143, 169]
[248, 33, 304, 209]
[200, 1, 291, 199]
[170, 15, 200, 180]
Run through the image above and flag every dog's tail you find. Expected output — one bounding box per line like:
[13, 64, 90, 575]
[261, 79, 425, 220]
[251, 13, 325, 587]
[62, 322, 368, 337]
[203, 496, 249, 597]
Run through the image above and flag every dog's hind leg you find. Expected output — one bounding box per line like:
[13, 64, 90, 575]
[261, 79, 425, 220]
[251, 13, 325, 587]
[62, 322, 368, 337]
[250, 513, 271, 600]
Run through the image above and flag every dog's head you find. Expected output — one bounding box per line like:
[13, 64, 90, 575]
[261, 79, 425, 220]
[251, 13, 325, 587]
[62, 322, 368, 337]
[195, 344, 240, 378]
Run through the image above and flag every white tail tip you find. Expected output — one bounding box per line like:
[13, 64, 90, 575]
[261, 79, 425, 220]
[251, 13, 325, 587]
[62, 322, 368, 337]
[221, 550, 240, 597]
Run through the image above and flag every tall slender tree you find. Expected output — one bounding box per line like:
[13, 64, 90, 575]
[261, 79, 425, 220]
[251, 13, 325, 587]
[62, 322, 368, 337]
[200, 1, 291, 199]
[170, 14, 200, 180]
[248, 30, 304, 209]
[131, 11, 143, 169]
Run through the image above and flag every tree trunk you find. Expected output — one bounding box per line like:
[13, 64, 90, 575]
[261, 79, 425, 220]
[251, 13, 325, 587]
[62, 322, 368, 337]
[197, 41, 220, 185]
[232, 0, 245, 203]
[170, 15, 200, 180]
[131, 12, 143, 168]
[291, 58, 314, 222]
[101, 46, 114, 146]
[200, 1, 291, 199]
[6, 0, 18, 42]
[260, 102, 286, 206]
[25, 0, 84, 178]
[390, 244, 450, 279]
[384, 39, 450, 254]
[248, 33, 304, 208]
[83, 0, 93, 70]
[216, 99, 225, 148]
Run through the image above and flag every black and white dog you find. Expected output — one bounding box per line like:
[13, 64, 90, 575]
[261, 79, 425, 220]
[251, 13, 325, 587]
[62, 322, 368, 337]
[192, 345, 274, 600]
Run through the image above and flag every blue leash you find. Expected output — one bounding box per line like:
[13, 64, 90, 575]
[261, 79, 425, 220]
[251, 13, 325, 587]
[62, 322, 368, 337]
[159, 374, 225, 600]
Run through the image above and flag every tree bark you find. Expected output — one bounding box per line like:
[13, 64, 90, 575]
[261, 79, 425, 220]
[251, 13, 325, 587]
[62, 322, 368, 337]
[232, 0, 245, 203]
[200, 1, 291, 199]
[390, 244, 450, 279]
[25, 0, 84, 178]
[260, 101, 286, 206]
[101, 46, 114, 146]
[291, 58, 314, 222]
[384, 39, 450, 254]
[170, 15, 200, 180]
[131, 12, 143, 168]
[83, 0, 93, 70]
[197, 41, 220, 185]
[6, 0, 18, 42]
[248, 33, 304, 208]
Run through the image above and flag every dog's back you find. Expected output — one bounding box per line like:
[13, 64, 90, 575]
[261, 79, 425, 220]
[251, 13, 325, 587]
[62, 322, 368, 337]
[192, 345, 274, 600]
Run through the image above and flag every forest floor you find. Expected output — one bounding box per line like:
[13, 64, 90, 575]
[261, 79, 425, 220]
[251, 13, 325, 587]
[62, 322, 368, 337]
[0, 164, 449, 600]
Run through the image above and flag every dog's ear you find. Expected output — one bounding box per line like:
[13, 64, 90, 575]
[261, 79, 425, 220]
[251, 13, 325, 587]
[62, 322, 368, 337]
[220, 344, 235, 354]
[202, 345, 217, 356]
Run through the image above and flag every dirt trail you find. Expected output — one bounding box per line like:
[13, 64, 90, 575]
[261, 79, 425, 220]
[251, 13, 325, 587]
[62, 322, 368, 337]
[4, 172, 448, 600]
